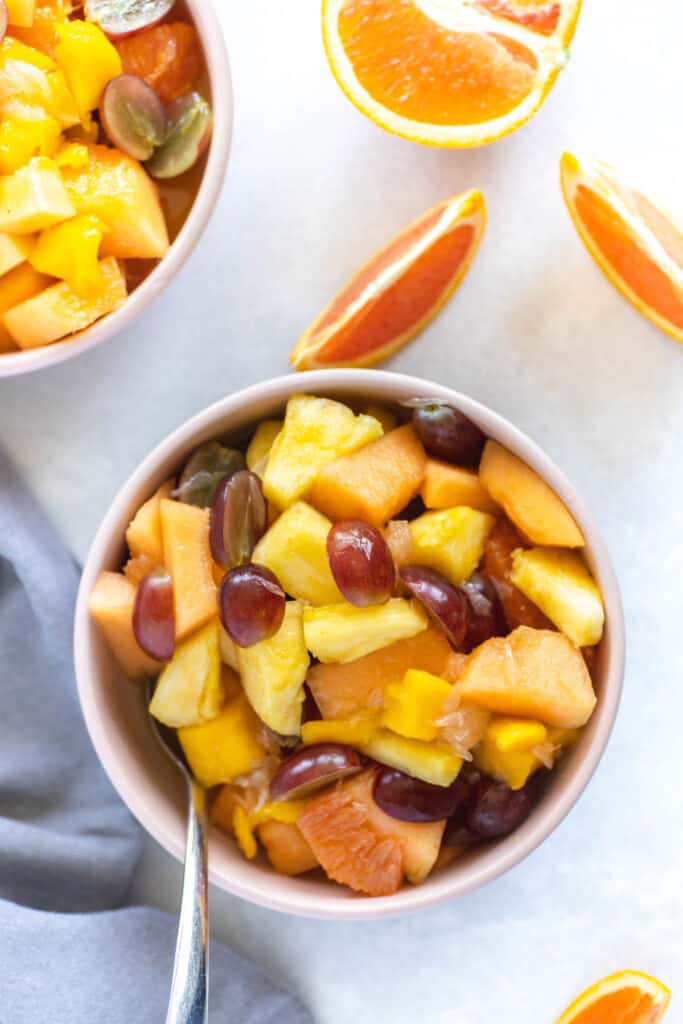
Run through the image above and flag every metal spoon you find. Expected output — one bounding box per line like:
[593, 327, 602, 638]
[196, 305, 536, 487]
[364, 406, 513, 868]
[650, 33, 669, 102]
[146, 684, 209, 1024]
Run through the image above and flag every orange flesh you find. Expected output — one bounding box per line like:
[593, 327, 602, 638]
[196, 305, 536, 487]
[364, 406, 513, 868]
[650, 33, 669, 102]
[115, 22, 204, 104]
[575, 184, 683, 329]
[476, 0, 560, 34]
[569, 988, 661, 1024]
[338, 0, 537, 126]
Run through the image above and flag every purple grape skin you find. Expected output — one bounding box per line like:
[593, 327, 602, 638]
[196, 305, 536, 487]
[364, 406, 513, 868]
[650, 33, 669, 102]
[210, 470, 267, 570]
[218, 563, 285, 648]
[327, 520, 395, 607]
[100, 74, 167, 161]
[411, 401, 485, 466]
[466, 774, 542, 838]
[270, 744, 363, 800]
[460, 572, 507, 650]
[372, 767, 471, 823]
[302, 686, 322, 724]
[399, 565, 469, 649]
[132, 568, 175, 661]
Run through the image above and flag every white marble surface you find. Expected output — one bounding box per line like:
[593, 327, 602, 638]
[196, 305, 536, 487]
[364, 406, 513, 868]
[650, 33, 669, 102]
[2, 1, 683, 1020]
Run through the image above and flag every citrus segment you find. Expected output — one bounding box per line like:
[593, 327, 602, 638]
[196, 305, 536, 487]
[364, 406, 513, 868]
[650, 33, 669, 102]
[290, 189, 485, 369]
[556, 971, 670, 1024]
[561, 152, 683, 343]
[476, 0, 561, 35]
[115, 23, 203, 104]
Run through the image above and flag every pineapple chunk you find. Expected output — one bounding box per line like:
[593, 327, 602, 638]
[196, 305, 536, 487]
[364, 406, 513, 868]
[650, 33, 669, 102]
[0, 157, 75, 234]
[246, 419, 282, 474]
[301, 718, 378, 746]
[0, 232, 33, 276]
[149, 620, 223, 728]
[237, 601, 309, 736]
[126, 480, 173, 566]
[473, 716, 548, 790]
[89, 571, 161, 679]
[0, 261, 52, 352]
[361, 731, 462, 787]
[410, 506, 495, 585]
[262, 394, 383, 508]
[178, 693, 265, 788]
[252, 501, 342, 606]
[219, 625, 239, 671]
[303, 599, 428, 664]
[381, 669, 452, 742]
[510, 547, 605, 647]
[160, 499, 217, 641]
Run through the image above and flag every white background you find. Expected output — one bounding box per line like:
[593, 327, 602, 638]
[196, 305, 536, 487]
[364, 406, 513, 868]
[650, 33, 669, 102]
[2, 1, 682, 1020]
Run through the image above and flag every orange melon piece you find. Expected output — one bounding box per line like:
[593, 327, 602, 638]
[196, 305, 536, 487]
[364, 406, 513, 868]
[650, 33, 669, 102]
[310, 423, 427, 527]
[160, 498, 217, 641]
[421, 458, 500, 513]
[89, 570, 162, 679]
[307, 624, 452, 719]
[6, 0, 35, 28]
[0, 261, 53, 351]
[60, 144, 169, 259]
[126, 479, 174, 565]
[258, 820, 319, 876]
[1, 256, 126, 348]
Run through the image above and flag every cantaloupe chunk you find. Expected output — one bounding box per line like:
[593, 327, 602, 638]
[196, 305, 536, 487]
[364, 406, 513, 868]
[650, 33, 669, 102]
[479, 441, 584, 548]
[455, 626, 596, 729]
[257, 820, 319, 876]
[160, 499, 217, 641]
[178, 693, 265, 788]
[126, 479, 174, 565]
[0, 260, 52, 351]
[303, 599, 428, 664]
[252, 501, 342, 606]
[6, 0, 35, 28]
[0, 157, 75, 234]
[149, 620, 223, 728]
[1, 256, 126, 348]
[0, 232, 34, 276]
[421, 458, 499, 513]
[510, 547, 605, 647]
[410, 506, 495, 585]
[60, 145, 169, 259]
[89, 570, 161, 679]
[310, 423, 427, 527]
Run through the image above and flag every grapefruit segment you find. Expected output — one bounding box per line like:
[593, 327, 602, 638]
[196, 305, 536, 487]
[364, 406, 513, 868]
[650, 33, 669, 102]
[290, 190, 486, 369]
[561, 152, 683, 344]
[556, 970, 670, 1024]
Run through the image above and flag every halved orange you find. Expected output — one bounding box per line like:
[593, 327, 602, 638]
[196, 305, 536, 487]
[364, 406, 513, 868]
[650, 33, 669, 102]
[322, 0, 582, 148]
[290, 188, 485, 369]
[561, 152, 683, 345]
[556, 971, 670, 1024]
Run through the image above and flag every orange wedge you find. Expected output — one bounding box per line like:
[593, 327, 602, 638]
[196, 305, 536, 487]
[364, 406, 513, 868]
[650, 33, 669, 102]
[322, 0, 582, 148]
[556, 971, 670, 1024]
[290, 189, 485, 369]
[561, 152, 683, 345]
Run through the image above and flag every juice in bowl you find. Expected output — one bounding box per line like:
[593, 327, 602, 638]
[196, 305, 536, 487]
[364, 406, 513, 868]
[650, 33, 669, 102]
[0, 0, 231, 377]
[75, 370, 625, 919]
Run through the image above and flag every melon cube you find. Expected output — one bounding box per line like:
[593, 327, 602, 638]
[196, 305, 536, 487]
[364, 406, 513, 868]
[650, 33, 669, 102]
[160, 499, 217, 641]
[421, 458, 500, 513]
[381, 668, 452, 742]
[252, 501, 342, 606]
[303, 598, 428, 664]
[0, 156, 74, 234]
[88, 571, 161, 679]
[410, 506, 495, 584]
[510, 547, 605, 647]
[125, 480, 174, 565]
[6, 0, 35, 28]
[149, 620, 223, 728]
[257, 820, 318, 876]
[0, 232, 34, 276]
[0, 260, 52, 351]
[361, 731, 462, 787]
[178, 693, 265, 788]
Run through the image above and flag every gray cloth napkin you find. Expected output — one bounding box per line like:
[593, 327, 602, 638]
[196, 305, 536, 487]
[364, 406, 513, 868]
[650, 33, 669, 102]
[0, 452, 313, 1024]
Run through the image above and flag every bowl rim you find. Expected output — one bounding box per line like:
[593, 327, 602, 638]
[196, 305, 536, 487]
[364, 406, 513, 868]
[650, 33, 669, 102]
[74, 369, 625, 920]
[0, 0, 233, 380]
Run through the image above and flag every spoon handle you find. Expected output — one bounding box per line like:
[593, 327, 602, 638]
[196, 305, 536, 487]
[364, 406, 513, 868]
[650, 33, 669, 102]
[165, 777, 209, 1024]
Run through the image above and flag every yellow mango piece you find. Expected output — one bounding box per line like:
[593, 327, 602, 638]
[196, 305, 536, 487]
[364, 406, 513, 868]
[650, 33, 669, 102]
[125, 480, 173, 566]
[0, 259, 51, 351]
[252, 800, 308, 826]
[252, 501, 342, 606]
[263, 393, 383, 508]
[30, 213, 105, 295]
[301, 718, 378, 746]
[88, 571, 162, 680]
[160, 499, 217, 641]
[410, 506, 495, 585]
[421, 458, 500, 513]
[149, 620, 223, 729]
[236, 601, 310, 736]
[232, 804, 258, 859]
[0, 232, 34, 275]
[45, 69, 80, 126]
[54, 20, 122, 114]
[381, 668, 452, 742]
[361, 731, 462, 787]
[54, 141, 89, 170]
[246, 419, 282, 474]
[0, 156, 74, 234]
[302, 599, 428, 664]
[178, 693, 265, 788]
[479, 440, 584, 548]
[1, 255, 125, 348]
[0, 116, 62, 174]
[485, 716, 548, 753]
[510, 547, 605, 647]
[474, 735, 540, 791]
[6, 0, 36, 28]
[0, 37, 55, 71]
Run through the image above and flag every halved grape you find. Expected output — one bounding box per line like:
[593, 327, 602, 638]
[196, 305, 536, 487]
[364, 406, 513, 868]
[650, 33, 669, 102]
[466, 773, 542, 839]
[0, 3, 7, 44]
[270, 744, 363, 800]
[461, 572, 506, 650]
[210, 470, 267, 570]
[302, 685, 322, 724]
[219, 563, 285, 648]
[85, 0, 175, 39]
[399, 565, 469, 648]
[173, 442, 245, 508]
[410, 400, 485, 466]
[327, 520, 395, 607]
[146, 91, 212, 179]
[132, 567, 174, 661]
[100, 74, 167, 161]
[373, 767, 470, 823]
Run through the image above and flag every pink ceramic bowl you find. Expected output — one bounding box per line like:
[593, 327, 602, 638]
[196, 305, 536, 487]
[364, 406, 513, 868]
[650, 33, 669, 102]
[0, 0, 232, 379]
[74, 370, 625, 920]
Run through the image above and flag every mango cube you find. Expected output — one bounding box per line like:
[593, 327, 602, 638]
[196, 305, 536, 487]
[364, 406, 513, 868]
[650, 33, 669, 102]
[301, 718, 378, 746]
[421, 458, 500, 513]
[88, 571, 161, 679]
[361, 731, 462, 787]
[0, 38, 55, 71]
[0, 232, 33, 276]
[303, 598, 428, 664]
[0, 116, 62, 174]
[160, 499, 217, 641]
[510, 547, 605, 647]
[0, 157, 75, 234]
[262, 393, 382, 508]
[246, 419, 282, 474]
[5, 0, 35, 28]
[381, 669, 452, 742]
[232, 804, 258, 859]
[125, 480, 173, 566]
[252, 501, 342, 606]
[30, 213, 106, 295]
[54, 20, 122, 113]
[149, 620, 223, 729]
[0, 260, 52, 352]
[410, 506, 495, 585]
[473, 716, 548, 790]
[178, 694, 265, 788]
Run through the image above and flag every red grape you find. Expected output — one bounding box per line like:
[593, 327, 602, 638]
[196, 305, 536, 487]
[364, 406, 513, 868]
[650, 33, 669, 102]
[270, 744, 363, 800]
[302, 686, 322, 724]
[173, 441, 245, 508]
[219, 563, 285, 648]
[100, 74, 167, 161]
[210, 470, 267, 570]
[399, 565, 469, 648]
[460, 572, 506, 650]
[372, 767, 470, 823]
[0, 3, 7, 44]
[132, 567, 174, 661]
[146, 91, 213, 179]
[84, 0, 175, 39]
[466, 773, 542, 838]
[327, 520, 395, 607]
[411, 400, 485, 466]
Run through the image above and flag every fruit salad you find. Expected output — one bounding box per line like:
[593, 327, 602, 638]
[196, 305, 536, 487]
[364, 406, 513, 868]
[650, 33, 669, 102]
[0, 0, 212, 353]
[90, 393, 604, 897]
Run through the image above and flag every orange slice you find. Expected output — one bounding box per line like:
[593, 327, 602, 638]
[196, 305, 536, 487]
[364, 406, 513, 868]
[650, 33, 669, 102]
[322, 0, 582, 148]
[290, 188, 485, 369]
[561, 152, 683, 345]
[556, 971, 670, 1024]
